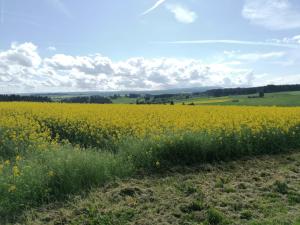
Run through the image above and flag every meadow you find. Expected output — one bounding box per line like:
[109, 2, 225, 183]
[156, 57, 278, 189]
[0, 102, 300, 223]
[179, 91, 300, 106]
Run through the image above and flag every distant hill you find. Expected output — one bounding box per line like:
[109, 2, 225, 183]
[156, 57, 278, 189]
[25, 86, 219, 98]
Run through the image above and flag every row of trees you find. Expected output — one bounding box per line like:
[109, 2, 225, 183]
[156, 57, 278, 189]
[0, 94, 112, 104]
[60, 96, 112, 104]
[0, 95, 52, 102]
[203, 84, 300, 97]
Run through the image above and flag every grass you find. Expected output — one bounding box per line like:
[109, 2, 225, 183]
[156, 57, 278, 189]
[1, 124, 300, 222]
[209, 91, 300, 106]
[0, 146, 133, 221]
[19, 151, 300, 225]
[111, 97, 137, 104]
[177, 91, 300, 106]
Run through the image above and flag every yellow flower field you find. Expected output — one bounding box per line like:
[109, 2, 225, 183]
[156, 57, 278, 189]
[0, 102, 299, 149]
[1, 102, 300, 219]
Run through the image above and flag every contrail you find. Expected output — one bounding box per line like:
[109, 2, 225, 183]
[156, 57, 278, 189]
[151, 39, 300, 48]
[141, 0, 166, 16]
[48, 0, 72, 18]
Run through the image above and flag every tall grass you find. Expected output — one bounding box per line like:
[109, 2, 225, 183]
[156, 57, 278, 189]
[1, 125, 300, 221]
[0, 146, 133, 221]
[121, 126, 300, 171]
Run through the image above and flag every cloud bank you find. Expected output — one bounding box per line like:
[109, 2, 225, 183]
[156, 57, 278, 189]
[0, 42, 299, 93]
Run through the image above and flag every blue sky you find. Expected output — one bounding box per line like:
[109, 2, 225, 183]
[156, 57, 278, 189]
[0, 0, 300, 93]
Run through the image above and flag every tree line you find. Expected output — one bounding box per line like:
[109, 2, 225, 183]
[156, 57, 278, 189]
[0, 94, 52, 102]
[203, 84, 300, 97]
[60, 96, 112, 104]
[0, 94, 112, 104]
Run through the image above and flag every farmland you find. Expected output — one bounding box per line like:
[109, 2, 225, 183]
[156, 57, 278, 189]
[0, 102, 300, 223]
[172, 91, 300, 106]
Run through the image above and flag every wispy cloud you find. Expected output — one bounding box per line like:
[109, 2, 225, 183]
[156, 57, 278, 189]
[48, 0, 72, 18]
[242, 0, 300, 30]
[47, 46, 57, 51]
[166, 4, 197, 24]
[141, 0, 166, 16]
[152, 39, 300, 48]
[224, 50, 286, 62]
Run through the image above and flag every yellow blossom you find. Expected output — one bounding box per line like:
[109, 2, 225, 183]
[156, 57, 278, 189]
[48, 171, 55, 177]
[8, 185, 16, 193]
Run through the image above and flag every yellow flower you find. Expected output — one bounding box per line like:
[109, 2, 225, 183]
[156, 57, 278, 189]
[16, 155, 22, 161]
[12, 166, 20, 177]
[8, 185, 16, 193]
[155, 161, 160, 167]
[48, 171, 55, 177]
[4, 160, 10, 166]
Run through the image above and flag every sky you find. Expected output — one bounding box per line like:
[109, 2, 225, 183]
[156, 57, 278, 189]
[0, 0, 300, 93]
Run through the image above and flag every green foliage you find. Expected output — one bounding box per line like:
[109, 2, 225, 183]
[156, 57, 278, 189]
[0, 146, 133, 221]
[121, 126, 300, 172]
[71, 208, 135, 225]
[205, 208, 230, 225]
[273, 180, 289, 195]
[1, 117, 300, 221]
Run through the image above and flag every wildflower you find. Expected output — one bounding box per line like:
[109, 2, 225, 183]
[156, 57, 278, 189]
[12, 166, 20, 177]
[155, 161, 160, 167]
[16, 155, 22, 161]
[48, 171, 55, 177]
[8, 185, 16, 193]
[4, 160, 10, 166]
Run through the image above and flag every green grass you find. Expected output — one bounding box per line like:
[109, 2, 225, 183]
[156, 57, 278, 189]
[20, 151, 300, 225]
[177, 91, 300, 107]
[111, 97, 137, 104]
[1, 124, 300, 222]
[0, 146, 133, 221]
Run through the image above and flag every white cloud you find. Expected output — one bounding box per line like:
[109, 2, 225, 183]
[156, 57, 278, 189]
[141, 0, 167, 16]
[166, 4, 197, 24]
[242, 0, 300, 30]
[0, 42, 298, 93]
[0, 42, 41, 67]
[270, 35, 300, 45]
[224, 51, 286, 62]
[154, 39, 300, 48]
[47, 46, 57, 51]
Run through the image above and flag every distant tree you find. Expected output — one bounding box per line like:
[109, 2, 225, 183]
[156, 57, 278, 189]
[204, 84, 300, 97]
[259, 91, 265, 98]
[128, 93, 141, 98]
[60, 96, 112, 104]
[0, 94, 52, 102]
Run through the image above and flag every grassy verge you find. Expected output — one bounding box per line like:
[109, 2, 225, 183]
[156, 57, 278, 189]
[21, 151, 300, 225]
[0, 146, 133, 221]
[1, 125, 300, 222]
